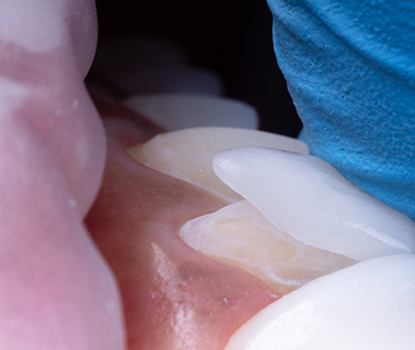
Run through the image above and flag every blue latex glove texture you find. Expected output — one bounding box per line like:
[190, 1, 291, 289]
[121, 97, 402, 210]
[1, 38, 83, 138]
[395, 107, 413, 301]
[267, 0, 415, 220]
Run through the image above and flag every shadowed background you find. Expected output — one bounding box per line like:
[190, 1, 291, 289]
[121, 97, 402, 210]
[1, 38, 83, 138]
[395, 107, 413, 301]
[93, 0, 302, 136]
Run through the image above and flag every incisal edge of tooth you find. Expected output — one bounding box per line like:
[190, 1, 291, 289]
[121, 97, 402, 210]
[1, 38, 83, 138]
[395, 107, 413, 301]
[225, 254, 415, 350]
[128, 127, 309, 201]
[124, 95, 258, 131]
[213, 147, 415, 260]
[180, 200, 354, 294]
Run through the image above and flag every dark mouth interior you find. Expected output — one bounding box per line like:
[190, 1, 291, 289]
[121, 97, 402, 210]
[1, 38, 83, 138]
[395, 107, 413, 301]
[91, 0, 302, 137]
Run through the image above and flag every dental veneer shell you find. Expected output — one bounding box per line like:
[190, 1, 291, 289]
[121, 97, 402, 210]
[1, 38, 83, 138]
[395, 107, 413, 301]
[213, 147, 415, 260]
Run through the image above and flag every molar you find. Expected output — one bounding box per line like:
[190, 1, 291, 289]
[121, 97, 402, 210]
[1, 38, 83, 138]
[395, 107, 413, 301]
[225, 254, 415, 350]
[181, 200, 353, 294]
[213, 147, 415, 260]
[128, 127, 308, 201]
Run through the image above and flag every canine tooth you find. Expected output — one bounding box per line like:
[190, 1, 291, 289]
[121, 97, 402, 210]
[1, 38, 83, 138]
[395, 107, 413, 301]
[225, 254, 415, 350]
[181, 200, 353, 294]
[125, 94, 258, 130]
[213, 147, 415, 260]
[129, 128, 308, 201]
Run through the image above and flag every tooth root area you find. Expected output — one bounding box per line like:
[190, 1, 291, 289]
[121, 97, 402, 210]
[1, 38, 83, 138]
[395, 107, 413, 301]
[226, 255, 415, 350]
[213, 147, 415, 260]
[180, 200, 353, 295]
[129, 127, 308, 202]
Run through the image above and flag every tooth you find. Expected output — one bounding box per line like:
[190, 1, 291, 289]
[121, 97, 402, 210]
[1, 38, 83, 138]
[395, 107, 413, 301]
[128, 128, 308, 201]
[213, 147, 415, 260]
[225, 254, 415, 350]
[181, 200, 353, 294]
[125, 94, 259, 130]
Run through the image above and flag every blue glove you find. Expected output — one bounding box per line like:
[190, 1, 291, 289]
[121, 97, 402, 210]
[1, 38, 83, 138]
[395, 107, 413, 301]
[267, 0, 415, 220]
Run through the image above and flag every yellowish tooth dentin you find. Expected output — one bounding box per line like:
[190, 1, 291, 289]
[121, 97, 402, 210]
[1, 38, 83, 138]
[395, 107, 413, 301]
[181, 200, 354, 294]
[129, 127, 353, 295]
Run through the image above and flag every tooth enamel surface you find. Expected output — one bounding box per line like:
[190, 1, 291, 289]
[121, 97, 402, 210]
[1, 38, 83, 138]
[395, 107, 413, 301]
[225, 254, 415, 350]
[128, 128, 308, 201]
[213, 147, 415, 260]
[181, 200, 353, 294]
[124, 95, 258, 130]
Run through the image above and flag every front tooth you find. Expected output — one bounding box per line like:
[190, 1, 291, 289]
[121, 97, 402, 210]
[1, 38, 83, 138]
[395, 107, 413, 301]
[225, 254, 415, 350]
[128, 127, 308, 201]
[124, 94, 259, 131]
[181, 200, 353, 294]
[213, 147, 415, 260]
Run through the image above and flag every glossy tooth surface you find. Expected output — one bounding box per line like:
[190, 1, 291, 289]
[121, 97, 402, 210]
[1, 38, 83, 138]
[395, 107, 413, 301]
[226, 254, 415, 350]
[213, 147, 415, 260]
[124, 94, 258, 130]
[181, 200, 353, 294]
[129, 128, 308, 201]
